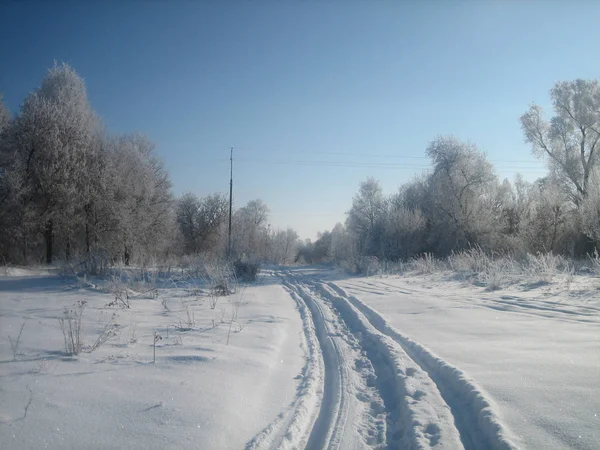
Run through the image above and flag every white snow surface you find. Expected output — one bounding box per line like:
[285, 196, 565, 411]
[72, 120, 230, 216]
[327, 269, 600, 449]
[0, 272, 305, 450]
[1, 265, 599, 449]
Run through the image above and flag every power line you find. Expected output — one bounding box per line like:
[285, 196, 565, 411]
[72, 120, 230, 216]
[201, 160, 546, 174]
[199, 155, 546, 167]
[297, 150, 543, 164]
[232, 158, 547, 172]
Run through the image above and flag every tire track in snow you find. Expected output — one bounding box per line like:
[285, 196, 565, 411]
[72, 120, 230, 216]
[306, 279, 464, 450]
[278, 275, 388, 449]
[287, 282, 346, 450]
[245, 283, 324, 450]
[325, 281, 519, 450]
[285, 273, 466, 449]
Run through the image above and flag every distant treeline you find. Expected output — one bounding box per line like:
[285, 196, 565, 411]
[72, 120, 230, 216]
[1, 65, 599, 270]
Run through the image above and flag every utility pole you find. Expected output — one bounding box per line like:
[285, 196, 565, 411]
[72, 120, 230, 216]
[227, 147, 233, 259]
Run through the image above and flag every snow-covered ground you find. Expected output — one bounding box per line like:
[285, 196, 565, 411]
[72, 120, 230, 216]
[1, 265, 599, 449]
[0, 270, 305, 450]
[327, 270, 600, 450]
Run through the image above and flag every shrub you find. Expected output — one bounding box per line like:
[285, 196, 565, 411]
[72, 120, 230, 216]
[233, 258, 260, 282]
[204, 261, 235, 295]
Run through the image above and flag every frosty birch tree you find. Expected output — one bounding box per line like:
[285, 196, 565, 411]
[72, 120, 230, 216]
[521, 80, 600, 204]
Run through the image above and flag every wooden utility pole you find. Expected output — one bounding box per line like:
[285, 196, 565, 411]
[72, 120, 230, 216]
[228, 147, 233, 259]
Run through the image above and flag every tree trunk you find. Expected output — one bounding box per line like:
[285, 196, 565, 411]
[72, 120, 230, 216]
[124, 244, 130, 266]
[22, 235, 27, 264]
[44, 220, 53, 264]
[85, 222, 91, 255]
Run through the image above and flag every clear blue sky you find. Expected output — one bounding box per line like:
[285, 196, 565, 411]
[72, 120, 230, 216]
[1, 1, 599, 239]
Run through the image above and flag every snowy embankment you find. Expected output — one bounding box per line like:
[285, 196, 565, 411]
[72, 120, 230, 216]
[332, 272, 600, 449]
[0, 271, 305, 450]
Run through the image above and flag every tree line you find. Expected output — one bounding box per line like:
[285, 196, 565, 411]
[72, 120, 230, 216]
[0, 63, 298, 268]
[302, 79, 600, 269]
[1, 64, 598, 270]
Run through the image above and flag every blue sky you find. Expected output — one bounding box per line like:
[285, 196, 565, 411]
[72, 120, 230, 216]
[1, 1, 599, 239]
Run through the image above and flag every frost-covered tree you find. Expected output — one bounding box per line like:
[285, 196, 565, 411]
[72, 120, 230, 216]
[176, 192, 228, 255]
[270, 228, 299, 264]
[0, 95, 20, 259]
[425, 136, 499, 254]
[196, 193, 228, 252]
[0, 63, 176, 266]
[0, 94, 9, 134]
[578, 170, 600, 247]
[176, 192, 202, 254]
[521, 79, 600, 204]
[6, 63, 99, 263]
[104, 134, 172, 264]
[519, 178, 575, 254]
[312, 231, 332, 262]
[346, 178, 387, 257]
[384, 205, 427, 260]
[329, 223, 350, 263]
[232, 199, 270, 259]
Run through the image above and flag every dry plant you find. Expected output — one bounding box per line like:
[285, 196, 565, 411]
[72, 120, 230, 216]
[153, 331, 162, 363]
[177, 301, 196, 330]
[408, 252, 442, 274]
[226, 284, 246, 346]
[8, 321, 26, 360]
[88, 315, 119, 353]
[59, 300, 86, 355]
[107, 270, 130, 308]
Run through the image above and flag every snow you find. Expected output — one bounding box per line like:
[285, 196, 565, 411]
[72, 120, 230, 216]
[1, 265, 599, 449]
[332, 271, 600, 449]
[0, 272, 305, 450]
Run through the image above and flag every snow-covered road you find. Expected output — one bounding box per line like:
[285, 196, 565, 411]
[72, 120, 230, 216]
[2, 266, 598, 449]
[255, 270, 515, 449]
[250, 267, 599, 449]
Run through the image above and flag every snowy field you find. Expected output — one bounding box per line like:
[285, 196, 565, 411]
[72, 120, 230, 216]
[1, 265, 599, 449]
